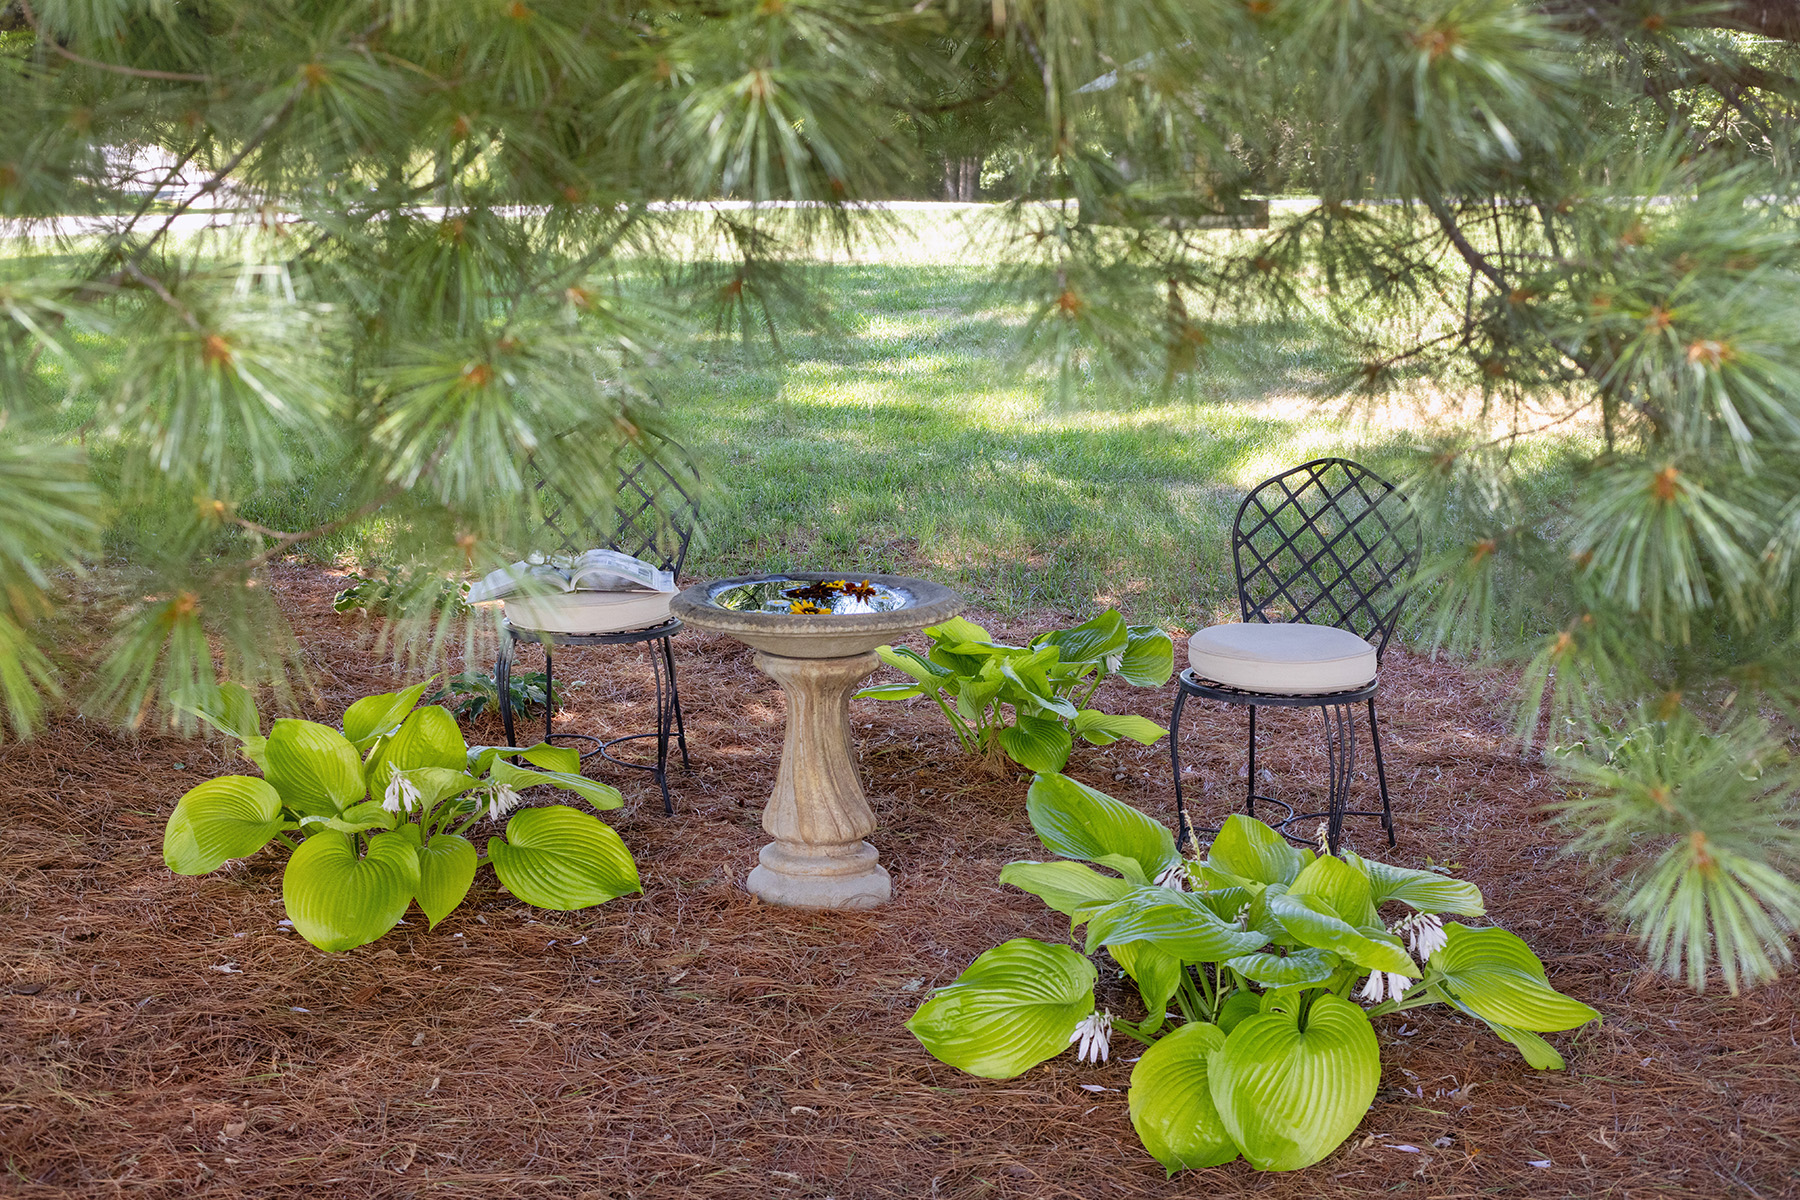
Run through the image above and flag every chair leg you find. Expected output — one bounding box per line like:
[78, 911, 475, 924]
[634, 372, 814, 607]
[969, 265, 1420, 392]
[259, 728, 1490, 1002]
[1368, 697, 1397, 848]
[541, 642, 556, 745]
[1320, 703, 1357, 855]
[498, 633, 518, 751]
[1245, 704, 1258, 820]
[1169, 687, 1196, 857]
[662, 635, 691, 770]
[647, 639, 673, 816]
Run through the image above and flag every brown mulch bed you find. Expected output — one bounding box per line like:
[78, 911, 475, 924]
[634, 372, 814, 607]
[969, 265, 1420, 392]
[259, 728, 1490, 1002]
[2, 566, 1796, 1200]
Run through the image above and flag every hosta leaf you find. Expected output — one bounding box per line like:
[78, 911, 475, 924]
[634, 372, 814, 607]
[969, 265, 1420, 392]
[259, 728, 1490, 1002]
[263, 719, 366, 817]
[415, 833, 478, 928]
[926, 616, 991, 646]
[1117, 625, 1175, 687]
[1286, 854, 1380, 929]
[1109, 941, 1182, 1035]
[1480, 1019, 1567, 1069]
[855, 682, 925, 700]
[465, 741, 578, 776]
[1224, 948, 1341, 988]
[1073, 709, 1167, 747]
[367, 705, 468, 793]
[1128, 1021, 1238, 1173]
[1347, 852, 1485, 917]
[1026, 772, 1179, 881]
[297, 800, 397, 834]
[1433, 924, 1600, 1032]
[488, 757, 624, 810]
[281, 830, 420, 952]
[1209, 994, 1380, 1172]
[1216, 988, 1261, 1033]
[406, 767, 481, 808]
[874, 644, 952, 687]
[998, 714, 1073, 772]
[1033, 610, 1127, 665]
[905, 938, 1096, 1079]
[1085, 887, 1271, 962]
[999, 860, 1132, 920]
[1003, 657, 1077, 719]
[342, 680, 431, 750]
[1264, 889, 1417, 976]
[1206, 814, 1308, 888]
[518, 742, 581, 774]
[487, 805, 640, 908]
[164, 775, 286, 874]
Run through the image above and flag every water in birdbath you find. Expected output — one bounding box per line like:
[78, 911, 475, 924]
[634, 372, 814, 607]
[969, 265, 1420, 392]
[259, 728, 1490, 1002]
[706, 577, 912, 616]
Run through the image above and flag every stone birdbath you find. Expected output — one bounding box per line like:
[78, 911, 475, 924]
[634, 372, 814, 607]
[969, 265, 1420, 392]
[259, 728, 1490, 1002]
[671, 571, 963, 909]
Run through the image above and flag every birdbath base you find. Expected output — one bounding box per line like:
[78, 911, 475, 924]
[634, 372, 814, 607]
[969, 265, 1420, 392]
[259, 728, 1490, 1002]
[745, 649, 892, 910]
[669, 571, 965, 912]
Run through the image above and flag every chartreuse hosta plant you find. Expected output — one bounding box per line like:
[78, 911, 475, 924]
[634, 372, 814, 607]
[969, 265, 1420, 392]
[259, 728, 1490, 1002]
[907, 774, 1600, 1173]
[857, 612, 1173, 773]
[162, 682, 640, 952]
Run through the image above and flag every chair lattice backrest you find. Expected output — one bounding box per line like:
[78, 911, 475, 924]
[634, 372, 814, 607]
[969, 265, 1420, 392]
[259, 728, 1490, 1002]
[532, 432, 701, 577]
[1231, 458, 1420, 659]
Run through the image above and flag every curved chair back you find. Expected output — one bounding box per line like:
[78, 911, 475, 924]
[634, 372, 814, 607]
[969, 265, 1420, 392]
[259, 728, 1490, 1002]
[532, 430, 701, 577]
[1231, 457, 1419, 660]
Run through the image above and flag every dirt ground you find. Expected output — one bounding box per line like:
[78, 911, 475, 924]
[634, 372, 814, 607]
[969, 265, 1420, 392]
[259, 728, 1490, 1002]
[2, 566, 1796, 1200]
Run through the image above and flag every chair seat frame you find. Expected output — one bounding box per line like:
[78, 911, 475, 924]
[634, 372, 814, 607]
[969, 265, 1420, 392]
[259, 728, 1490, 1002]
[498, 617, 689, 815]
[495, 431, 698, 815]
[1170, 669, 1392, 856]
[1169, 457, 1418, 857]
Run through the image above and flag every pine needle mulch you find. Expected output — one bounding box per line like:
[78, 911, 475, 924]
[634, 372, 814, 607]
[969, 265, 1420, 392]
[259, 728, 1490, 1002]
[2, 566, 1796, 1200]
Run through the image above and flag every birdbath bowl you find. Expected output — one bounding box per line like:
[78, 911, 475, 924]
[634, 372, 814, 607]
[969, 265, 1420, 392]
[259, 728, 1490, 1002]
[671, 571, 964, 909]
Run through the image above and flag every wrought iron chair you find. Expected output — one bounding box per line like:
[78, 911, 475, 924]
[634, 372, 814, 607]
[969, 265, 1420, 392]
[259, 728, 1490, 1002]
[495, 433, 699, 814]
[1168, 458, 1420, 855]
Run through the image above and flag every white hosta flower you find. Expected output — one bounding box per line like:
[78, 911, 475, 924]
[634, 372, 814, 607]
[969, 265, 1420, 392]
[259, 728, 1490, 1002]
[487, 782, 522, 822]
[383, 771, 421, 814]
[1153, 862, 1189, 892]
[1314, 822, 1332, 855]
[1357, 971, 1416, 1005]
[1070, 1010, 1114, 1064]
[1358, 970, 1387, 1003]
[1232, 903, 1251, 928]
[1390, 911, 1448, 962]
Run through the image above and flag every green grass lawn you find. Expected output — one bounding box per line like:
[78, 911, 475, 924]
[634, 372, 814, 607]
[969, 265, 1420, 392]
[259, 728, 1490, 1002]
[19, 208, 1586, 632]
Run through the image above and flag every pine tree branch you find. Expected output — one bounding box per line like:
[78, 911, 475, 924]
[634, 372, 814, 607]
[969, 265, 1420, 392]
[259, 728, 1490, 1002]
[1548, 0, 1800, 43]
[15, 0, 209, 82]
[117, 83, 306, 274]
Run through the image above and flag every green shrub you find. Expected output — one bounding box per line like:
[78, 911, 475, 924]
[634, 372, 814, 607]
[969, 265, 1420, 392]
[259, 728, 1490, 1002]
[907, 774, 1599, 1173]
[427, 669, 573, 722]
[163, 681, 638, 952]
[856, 611, 1173, 773]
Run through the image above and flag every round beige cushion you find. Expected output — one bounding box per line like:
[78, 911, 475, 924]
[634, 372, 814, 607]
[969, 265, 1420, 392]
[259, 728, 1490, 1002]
[1186, 622, 1377, 695]
[503, 590, 674, 635]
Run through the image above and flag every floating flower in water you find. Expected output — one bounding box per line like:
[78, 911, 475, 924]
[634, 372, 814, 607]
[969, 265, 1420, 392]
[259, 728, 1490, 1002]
[781, 579, 881, 613]
[1070, 1010, 1113, 1064]
[1390, 911, 1448, 960]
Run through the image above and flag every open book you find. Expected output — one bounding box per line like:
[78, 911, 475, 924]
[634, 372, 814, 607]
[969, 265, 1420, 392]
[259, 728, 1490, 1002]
[466, 549, 674, 604]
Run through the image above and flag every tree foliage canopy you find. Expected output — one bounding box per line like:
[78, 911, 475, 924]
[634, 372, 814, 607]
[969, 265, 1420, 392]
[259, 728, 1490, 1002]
[2, 0, 1798, 991]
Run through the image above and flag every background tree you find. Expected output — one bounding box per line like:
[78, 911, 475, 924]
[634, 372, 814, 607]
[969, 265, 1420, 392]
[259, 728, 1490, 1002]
[2, 0, 1797, 991]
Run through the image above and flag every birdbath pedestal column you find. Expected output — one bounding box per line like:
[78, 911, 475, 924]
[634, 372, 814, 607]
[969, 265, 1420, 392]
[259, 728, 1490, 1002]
[671, 572, 964, 910]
